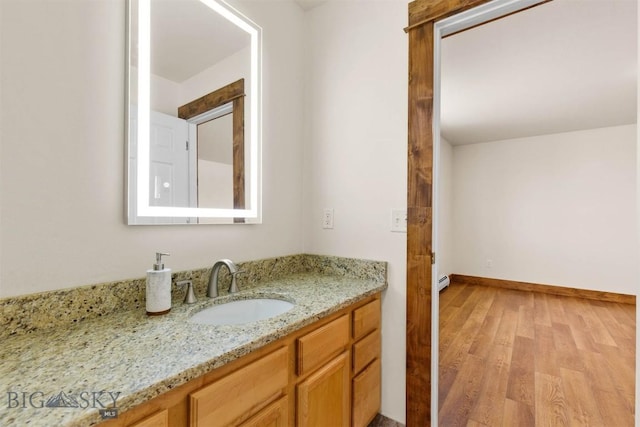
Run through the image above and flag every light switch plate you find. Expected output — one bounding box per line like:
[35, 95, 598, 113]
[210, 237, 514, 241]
[391, 209, 407, 232]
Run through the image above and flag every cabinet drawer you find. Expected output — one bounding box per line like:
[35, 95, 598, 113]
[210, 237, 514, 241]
[352, 358, 381, 427]
[297, 315, 349, 376]
[128, 409, 168, 427]
[240, 396, 288, 427]
[353, 329, 380, 374]
[353, 299, 381, 340]
[190, 347, 288, 426]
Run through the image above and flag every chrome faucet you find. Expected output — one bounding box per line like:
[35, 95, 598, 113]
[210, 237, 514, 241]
[207, 259, 241, 298]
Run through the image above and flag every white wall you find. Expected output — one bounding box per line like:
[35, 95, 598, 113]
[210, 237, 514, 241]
[197, 159, 233, 209]
[451, 125, 638, 295]
[303, 2, 407, 422]
[150, 73, 180, 116]
[0, 0, 306, 297]
[179, 45, 251, 108]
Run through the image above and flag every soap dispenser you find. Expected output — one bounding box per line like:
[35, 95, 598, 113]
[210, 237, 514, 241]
[146, 252, 171, 315]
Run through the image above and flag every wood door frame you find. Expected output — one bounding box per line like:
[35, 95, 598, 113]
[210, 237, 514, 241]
[405, 1, 492, 425]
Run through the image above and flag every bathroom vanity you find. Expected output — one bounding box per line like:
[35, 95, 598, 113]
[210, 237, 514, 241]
[0, 255, 386, 427]
[101, 295, 381, 427]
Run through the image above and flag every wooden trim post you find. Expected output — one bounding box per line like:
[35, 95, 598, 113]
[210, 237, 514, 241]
[406, 19, 435, 427]
[405, 1, 491, 425]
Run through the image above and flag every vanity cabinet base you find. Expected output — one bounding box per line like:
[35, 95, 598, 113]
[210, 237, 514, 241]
[99, 293, 381, 427]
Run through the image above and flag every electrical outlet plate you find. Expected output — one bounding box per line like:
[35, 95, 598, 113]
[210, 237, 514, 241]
[322, 208, 334, 229]
[391, 209, 407, 233]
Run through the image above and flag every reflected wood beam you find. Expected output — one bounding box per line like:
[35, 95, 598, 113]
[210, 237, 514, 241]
[178, 79, 245, 120]
[232, 96, 245, 223]
[178, 79, 246, 222]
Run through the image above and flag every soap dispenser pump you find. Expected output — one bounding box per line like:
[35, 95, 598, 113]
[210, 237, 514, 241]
[146, 252, 172, 315]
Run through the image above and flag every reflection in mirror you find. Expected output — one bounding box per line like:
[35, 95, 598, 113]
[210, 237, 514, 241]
[178, 79, 246, 224]
[126, 0, 261, 224]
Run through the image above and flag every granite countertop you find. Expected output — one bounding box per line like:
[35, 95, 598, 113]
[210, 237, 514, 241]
[0, 272, 386, 427]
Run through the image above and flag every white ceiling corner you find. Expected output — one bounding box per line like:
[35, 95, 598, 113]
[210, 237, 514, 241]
[441, 0, 638, 146]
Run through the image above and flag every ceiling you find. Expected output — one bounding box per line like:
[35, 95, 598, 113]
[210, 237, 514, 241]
[441, 0, 637, 145]
[294, 0, 328, 11]
[151, 0, 250, 83]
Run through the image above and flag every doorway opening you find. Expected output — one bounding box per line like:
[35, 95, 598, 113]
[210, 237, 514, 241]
[405, 0, 638, 425]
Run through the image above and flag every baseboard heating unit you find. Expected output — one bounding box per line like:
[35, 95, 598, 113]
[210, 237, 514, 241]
[438, 274, 450, 291]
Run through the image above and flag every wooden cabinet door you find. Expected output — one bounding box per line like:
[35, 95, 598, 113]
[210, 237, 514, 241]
[128, 409, 168, 427]
[296, 352, 350, 427]
[352, 358, 381, 427]
[240, 396, 288, 427]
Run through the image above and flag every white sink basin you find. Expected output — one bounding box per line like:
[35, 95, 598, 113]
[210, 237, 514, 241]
[189, 298, 294, 326]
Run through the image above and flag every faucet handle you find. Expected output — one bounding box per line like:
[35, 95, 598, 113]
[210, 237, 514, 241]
[228, 271, 244, 294]
[176, 280, 197, 304]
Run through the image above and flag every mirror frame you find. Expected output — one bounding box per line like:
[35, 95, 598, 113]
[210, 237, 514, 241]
[126, 0, 262, 222]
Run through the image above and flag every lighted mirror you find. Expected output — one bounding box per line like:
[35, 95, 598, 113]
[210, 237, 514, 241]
[126, 0, 261, 224]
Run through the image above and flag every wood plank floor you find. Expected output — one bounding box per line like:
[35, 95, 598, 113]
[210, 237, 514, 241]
[439, 282, 635, 426]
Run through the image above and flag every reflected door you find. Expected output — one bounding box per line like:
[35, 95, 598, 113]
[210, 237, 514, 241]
[128, 108, 192, 225]
[149, 111, 190, 209]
